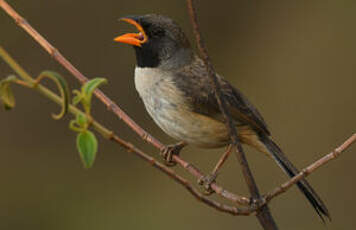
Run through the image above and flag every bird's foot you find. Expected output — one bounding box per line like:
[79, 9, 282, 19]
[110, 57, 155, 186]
[198, 173, 218, 195]
[160, 142, 186, 167]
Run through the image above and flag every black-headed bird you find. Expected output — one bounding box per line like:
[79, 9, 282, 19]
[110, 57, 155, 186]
[114, 14, 329, 221]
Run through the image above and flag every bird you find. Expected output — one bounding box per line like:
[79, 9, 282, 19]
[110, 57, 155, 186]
[114, 14, 330, 221]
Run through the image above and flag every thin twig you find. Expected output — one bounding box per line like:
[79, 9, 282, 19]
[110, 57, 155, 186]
[0, 0, 250, 207]
[0, 0, 160, 148]
[264, 133, 356, 202]
[186, 1, 278, 229]
[2, 0, 355, 224]
[0, 46, 254, 216]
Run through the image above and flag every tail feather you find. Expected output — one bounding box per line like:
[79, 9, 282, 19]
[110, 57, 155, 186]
[259, 135, 330, 221]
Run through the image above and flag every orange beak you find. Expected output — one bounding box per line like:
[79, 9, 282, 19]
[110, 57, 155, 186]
[114, 18, 148, 47]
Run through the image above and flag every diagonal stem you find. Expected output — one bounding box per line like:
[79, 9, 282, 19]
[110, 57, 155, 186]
[0, 0, 251, 207]
[0, 46, 254, 216]
[2, 0, 355, 224]
[264, 133, 356, 203]
[186, 0, 278, 229]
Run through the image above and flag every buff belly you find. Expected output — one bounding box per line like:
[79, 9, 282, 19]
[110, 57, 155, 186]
[135, 67, 230, 148]
[134, 67, 266, 150]
[144, 96, 230, 148]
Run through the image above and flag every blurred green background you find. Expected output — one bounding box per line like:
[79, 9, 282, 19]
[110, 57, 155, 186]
[1, 0, 355, 229]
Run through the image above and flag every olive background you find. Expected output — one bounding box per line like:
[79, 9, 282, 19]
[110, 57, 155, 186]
[1, 1, 355, 229]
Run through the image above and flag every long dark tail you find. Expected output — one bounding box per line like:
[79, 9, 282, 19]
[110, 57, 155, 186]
[258, 135, 330, 222]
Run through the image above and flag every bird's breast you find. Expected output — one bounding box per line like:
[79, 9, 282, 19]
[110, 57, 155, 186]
[134, 67, 229, 148]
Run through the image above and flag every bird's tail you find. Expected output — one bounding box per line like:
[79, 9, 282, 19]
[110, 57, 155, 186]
[258, 134, 330, 222]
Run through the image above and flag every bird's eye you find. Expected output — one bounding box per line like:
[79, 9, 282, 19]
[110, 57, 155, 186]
[150, 28, 165, 38]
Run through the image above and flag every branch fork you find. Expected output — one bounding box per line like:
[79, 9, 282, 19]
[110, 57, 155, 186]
[1, 0, 355, 228]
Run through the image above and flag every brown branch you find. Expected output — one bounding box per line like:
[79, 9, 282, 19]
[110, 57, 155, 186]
[264, 133, 356, 203]
[186, 1, 278, 229]
[2, 0, 355, 225]
[0, 0, 160, 149]
[0, 0, 250, 209]
[0, 45, 254, 216]
[110, 135, 254, 216]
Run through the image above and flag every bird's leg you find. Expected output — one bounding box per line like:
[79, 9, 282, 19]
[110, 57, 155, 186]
[211, 144, 234, 175]
[160, 141, 187, 166]
[198, 144, 233, 194]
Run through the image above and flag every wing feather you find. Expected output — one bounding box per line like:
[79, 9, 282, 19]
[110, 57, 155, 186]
[173, 56, 270, 136]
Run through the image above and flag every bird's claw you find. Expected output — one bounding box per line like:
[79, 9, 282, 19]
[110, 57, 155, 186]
[198, 173, 218, 195]
[160, 142, 185, 167]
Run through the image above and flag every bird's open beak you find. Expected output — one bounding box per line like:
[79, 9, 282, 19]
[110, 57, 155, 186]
[114, 18, 148, 47]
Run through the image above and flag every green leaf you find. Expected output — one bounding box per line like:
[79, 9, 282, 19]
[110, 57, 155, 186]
[0, 84, 15, 110]
[81, 78, 107, 114]
[76, 130, 98, 168]
[0, 75, 17, 110]
[36, 71, 70, 120]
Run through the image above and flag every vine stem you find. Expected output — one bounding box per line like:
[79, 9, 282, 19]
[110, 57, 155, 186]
[0, 46, 254, 216]
[0, 0, 250, 207]
[1, 0, 356, 224]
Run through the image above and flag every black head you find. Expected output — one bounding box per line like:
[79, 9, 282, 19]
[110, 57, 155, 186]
[115, 14, 193, 69]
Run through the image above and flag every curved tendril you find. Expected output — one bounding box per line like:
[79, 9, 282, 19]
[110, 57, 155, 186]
[35, 71, 70, 120]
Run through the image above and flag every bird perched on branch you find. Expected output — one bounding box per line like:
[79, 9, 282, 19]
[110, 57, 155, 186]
[114, 14, 330, 221]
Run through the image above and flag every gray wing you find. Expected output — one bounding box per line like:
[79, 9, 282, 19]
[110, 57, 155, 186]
[174, 57, 270, 136]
